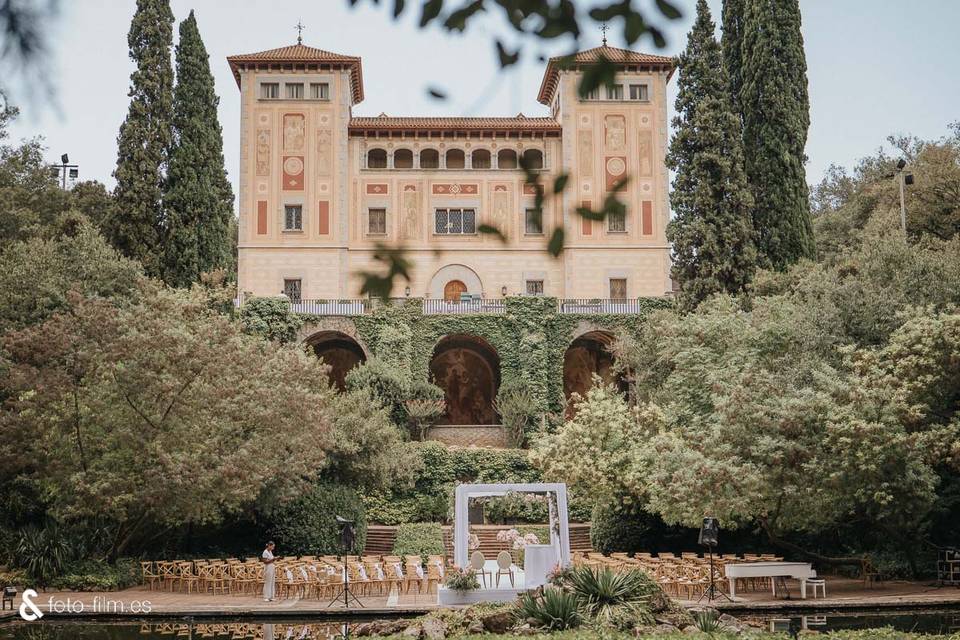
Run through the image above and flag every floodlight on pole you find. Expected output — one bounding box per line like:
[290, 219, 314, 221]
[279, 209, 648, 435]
[52, 153, 79, 190]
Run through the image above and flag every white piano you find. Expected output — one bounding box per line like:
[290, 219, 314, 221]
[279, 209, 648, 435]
[724, 561, 816, 599]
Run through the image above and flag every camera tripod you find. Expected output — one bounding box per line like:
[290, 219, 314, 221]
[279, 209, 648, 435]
[327, 552, 364, 608]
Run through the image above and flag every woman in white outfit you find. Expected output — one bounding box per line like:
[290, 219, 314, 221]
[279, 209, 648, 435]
[261, 541, 277, 601]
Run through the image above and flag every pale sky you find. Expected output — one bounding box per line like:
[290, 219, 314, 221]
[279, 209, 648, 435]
[8, 0, 960, 204]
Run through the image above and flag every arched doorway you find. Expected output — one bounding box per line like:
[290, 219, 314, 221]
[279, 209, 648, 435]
[428, 264, 483, 299]
[430, 335, 500, 425]
[309, 331, 367, 392]
[444, 280, 467, 301]
[562, 331, 625, 417]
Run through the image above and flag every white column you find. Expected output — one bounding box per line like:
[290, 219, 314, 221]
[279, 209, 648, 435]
[454, 485, 470, 568]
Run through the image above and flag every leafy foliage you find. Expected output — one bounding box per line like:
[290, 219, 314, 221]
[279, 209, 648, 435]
[163, 10, 235, 287]
[667, 0, 756, 310]
[738, 0, 815, 268]
[589, 503, 655, 555]
[268, 482, 367, 555]
[239, 296, 303, 344]
[0, 286, 335, 559]
[495, 379, 538, 447]
[111, 0, 175, 276]
[0, 221, 143, 334]
[443, 566, 480, 593]
[393, 522, 445, 558]
[14, 523, 71, 586]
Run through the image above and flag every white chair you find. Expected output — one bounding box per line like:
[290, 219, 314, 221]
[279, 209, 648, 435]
[808, 578, 826, 598]
[495, 551, 515, 588]
[470, 551, 490, 588]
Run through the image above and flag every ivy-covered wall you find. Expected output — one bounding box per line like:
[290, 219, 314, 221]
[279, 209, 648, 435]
[300, 296, 671, 416]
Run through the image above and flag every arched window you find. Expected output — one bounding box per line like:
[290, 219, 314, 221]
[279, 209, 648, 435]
[446, 148, 465, 169]
[497, 149, 518, 169]
[420, 148, 440, 169]
[522, 149, 544, 170]
[394, 148, 414, 169]
[367, 148, 387, 169]
[471, 149, 491, 169]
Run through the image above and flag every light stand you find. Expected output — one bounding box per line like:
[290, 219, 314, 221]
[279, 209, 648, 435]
[697, 517, 731, 603]
[328, 516, 363, 608]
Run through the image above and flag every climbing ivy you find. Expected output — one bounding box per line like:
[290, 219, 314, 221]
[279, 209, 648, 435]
[299, 296, 671, 421]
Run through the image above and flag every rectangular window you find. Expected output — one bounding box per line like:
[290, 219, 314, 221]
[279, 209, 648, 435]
[525, 280, 544, 296]
[260, 82, 279, 99]
[524, 208, 543, 235]
[609, 278, 627, 300]
[434, 208, 476, 235]
[283, 278, 302, 303]
[606, 84, 624, 100]
[368, 207, 386, 235]
[285, 83, 304, 99]
[583, 87, 600, 101]
[284, 205, 303, 231]
[607, 209, 626, 233]
[310, 82, 330, 100]
[629, 84, 649, 101]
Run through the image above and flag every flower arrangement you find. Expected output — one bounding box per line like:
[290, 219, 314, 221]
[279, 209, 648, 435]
[496, 528, 540, 549]
[468, 533, 480, 550]
[443, 566, 480, 593]
[496, 528, 540, 565]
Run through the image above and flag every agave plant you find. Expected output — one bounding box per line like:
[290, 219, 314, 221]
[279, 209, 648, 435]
[515, 588, 583, 630]
[693, 609, 722, 633]
[568, 565, 655, 625]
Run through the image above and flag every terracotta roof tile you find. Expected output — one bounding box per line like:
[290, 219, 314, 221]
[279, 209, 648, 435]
[537, 45, 675, 104]
[349, 116, 561, 134]
[227, 43, 364, 103]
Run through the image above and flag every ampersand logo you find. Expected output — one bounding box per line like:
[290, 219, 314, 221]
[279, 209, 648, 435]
[19, 588, 44, 621]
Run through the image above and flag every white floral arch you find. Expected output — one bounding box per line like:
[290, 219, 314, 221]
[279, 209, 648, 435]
[453, 482, 571, 570]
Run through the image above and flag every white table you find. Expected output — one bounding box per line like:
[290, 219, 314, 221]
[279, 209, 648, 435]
[523, 544, 555, 588]
[724, 561, 816, 599]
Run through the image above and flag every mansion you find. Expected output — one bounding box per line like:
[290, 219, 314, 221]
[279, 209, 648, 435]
[228, 42, 675, 303]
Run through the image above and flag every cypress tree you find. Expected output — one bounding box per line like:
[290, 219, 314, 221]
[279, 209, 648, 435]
[739, 0, 815, 268]
[163, 10, 235, 287]
[666, 0, 756, 311]
[112, 0, 174, 276]
[721, 0, 745, 118]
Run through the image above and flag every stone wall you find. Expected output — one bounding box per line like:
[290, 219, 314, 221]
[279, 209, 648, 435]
[426, 425, 509, 448]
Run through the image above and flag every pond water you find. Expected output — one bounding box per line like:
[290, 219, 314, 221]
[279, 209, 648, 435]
[1, 610, 960, 638]
[738, 608, 960, 635]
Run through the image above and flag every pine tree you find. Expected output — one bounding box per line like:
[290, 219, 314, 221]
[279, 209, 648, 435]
[739, 0, 815, 268]
[666, 0, 756, 311]
[163, 10, 235, 288]
[111, 0, 174, 276]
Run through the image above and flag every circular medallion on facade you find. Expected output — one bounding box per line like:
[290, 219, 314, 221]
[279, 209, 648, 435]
[257, 181, 267, 194]
[642, 182, 652, 192]
[258, 113, 269, 125]
[320, 182, 329, 193]
[320, 115, 330, 124]
[283, 157, 304, 176]
[641, 115, 650, 125]
[583, 182, 591, 193]
[606, 157, 626, 177]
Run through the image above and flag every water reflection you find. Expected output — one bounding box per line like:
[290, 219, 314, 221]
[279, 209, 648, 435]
[743, 610, 960, 635]
[0, 621, 357, 640]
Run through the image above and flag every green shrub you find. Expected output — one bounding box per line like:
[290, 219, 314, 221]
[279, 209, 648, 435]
[239, 296, 302, 344]
[14, 523, 71, 587]
[495, 379, 539, 447]
[0, 568, 28, 587]
[590, 503, 656, 555]
[346, 359, 410, 425]
[393, 522, 445, 558]
[515, 588, 583, 631]
[49, 559, 141, 591]
[269, 482, 367, 555]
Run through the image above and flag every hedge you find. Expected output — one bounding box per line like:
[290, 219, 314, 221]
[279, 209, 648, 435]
[392, 522, 446, 558]
[361, 442, 592, 525]
[49, 559, 140, 591]
[269, 482, 367, 555]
